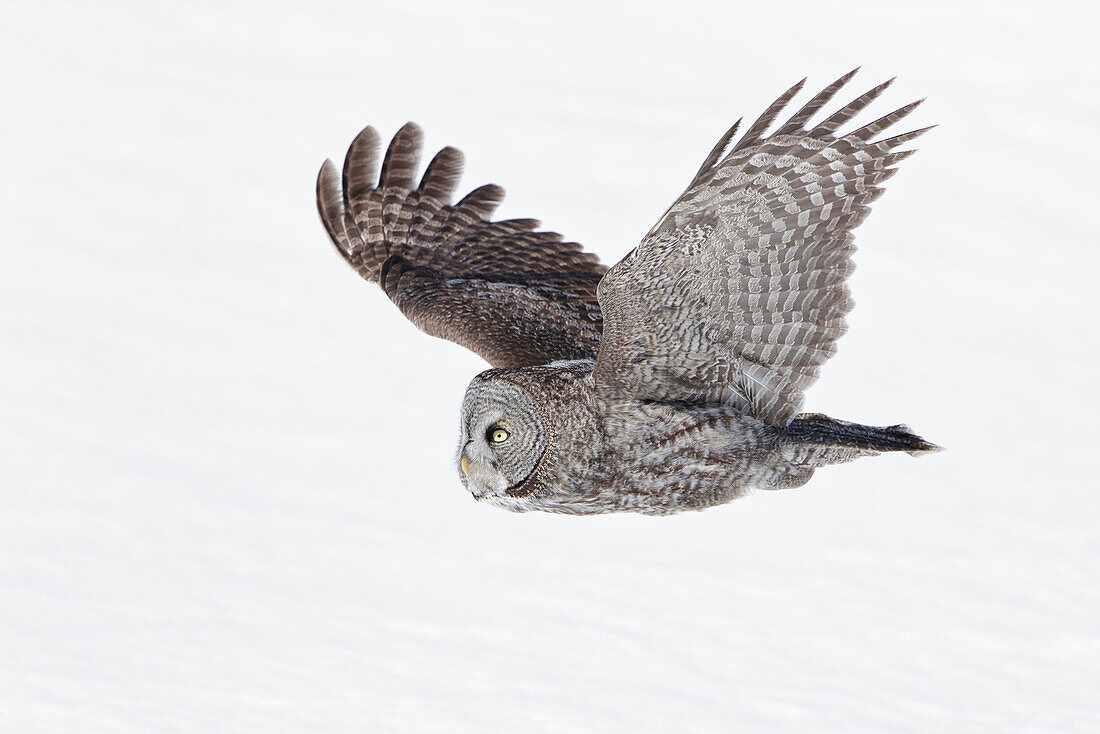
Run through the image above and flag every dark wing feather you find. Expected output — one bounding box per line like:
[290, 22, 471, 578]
[317, 123, 606, 367]
[595, 71, 931, 424]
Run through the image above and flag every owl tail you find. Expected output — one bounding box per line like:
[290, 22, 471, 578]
[761, 413, 939, 490]
[784, 413, 942, 460]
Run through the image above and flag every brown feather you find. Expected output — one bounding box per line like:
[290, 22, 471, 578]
[316, 125, 607, 367]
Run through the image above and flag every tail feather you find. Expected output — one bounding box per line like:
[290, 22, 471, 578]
[785, 413, 941, 457]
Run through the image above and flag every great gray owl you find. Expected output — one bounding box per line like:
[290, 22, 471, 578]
[316, 70, 940, 515]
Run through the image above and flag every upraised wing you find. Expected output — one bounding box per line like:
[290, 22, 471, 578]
[317, 124, 606, 367]
[594, 70, 930, 424]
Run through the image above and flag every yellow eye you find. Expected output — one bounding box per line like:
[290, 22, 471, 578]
[488, 427, 510, 444]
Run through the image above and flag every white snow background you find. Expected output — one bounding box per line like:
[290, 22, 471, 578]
[2, 1, 1097, 731]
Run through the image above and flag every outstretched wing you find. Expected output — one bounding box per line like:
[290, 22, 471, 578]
[317, 124, 606, 367]
[594, 70, 930, 424]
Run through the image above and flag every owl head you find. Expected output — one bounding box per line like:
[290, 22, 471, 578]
[457, 370, 550, 510]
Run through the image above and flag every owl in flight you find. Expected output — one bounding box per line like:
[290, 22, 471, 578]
[316, 70, 939, 515]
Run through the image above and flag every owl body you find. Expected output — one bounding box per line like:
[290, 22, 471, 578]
[459, 362, 875, 515]
[318, 71, 940, 515]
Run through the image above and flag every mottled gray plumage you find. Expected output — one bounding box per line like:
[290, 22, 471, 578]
[317, 70, 940, 515]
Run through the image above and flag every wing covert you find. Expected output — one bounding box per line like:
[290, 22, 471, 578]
[317, 123, 607, 367]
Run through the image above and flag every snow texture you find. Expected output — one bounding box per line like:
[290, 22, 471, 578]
[2, 1, 1097, 731]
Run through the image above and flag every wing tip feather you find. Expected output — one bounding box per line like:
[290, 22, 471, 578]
[316, 159, 345, 241]
[379, 122, 425, 190]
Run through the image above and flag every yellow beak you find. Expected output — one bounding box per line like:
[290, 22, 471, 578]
[460, 456, 469, 475]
